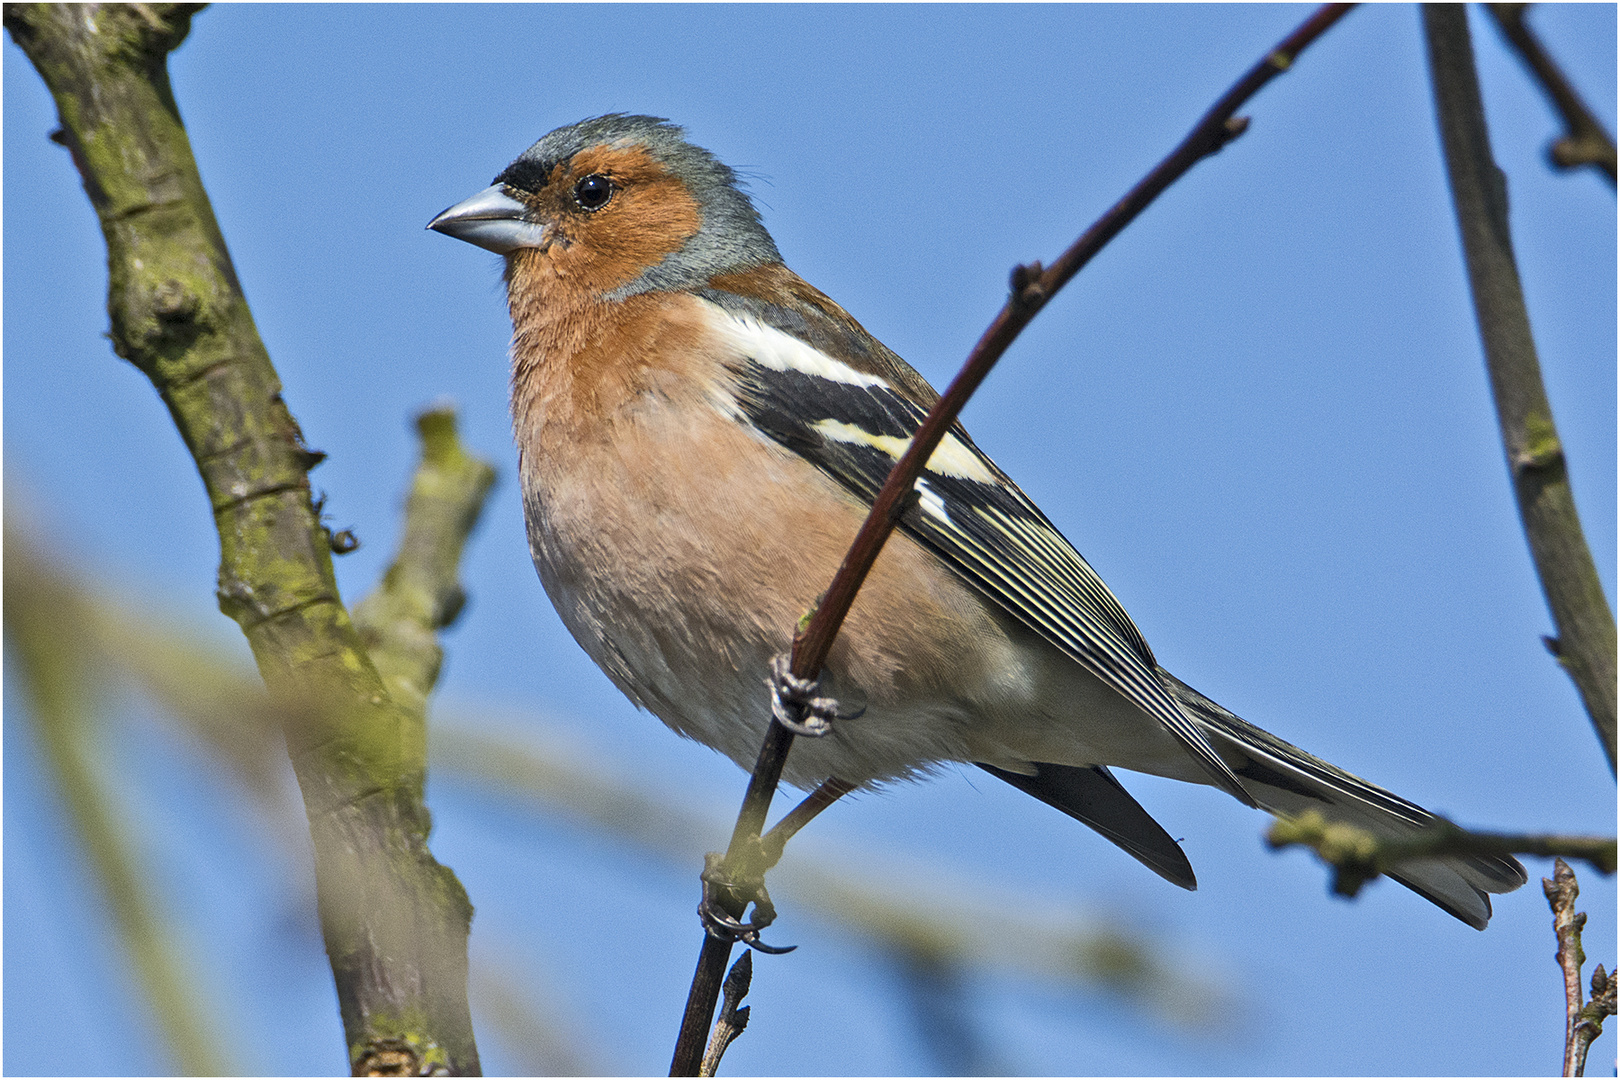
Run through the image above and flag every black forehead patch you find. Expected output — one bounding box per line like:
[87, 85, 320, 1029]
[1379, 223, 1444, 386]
[494, 157, 555, 196]
[499, 115, 684, 195]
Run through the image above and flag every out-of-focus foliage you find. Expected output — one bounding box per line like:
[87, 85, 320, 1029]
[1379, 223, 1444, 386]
[4, 505, 1231, 1075]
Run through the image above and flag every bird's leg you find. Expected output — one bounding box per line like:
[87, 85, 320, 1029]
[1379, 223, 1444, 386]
[697, 778, 855, 954]
[760, 777, 857, 869]
[698, 850, 795, 954]
[696, 657, 853, 954]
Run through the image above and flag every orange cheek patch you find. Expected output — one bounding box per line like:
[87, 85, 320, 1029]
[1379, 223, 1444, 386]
[543, 145, 703, 295]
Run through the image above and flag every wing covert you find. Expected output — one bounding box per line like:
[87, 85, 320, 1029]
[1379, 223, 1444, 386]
[702, 291, 1254, 804]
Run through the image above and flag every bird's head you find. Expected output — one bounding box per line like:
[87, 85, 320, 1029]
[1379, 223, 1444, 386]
[428, 114, 781, 300]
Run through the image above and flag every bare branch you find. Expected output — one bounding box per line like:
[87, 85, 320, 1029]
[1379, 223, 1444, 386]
[1485, 4, 1617, 185]
[354, 405, 498, 743]
[698, 953, 752, 1077]
[1544, 859, 1616, 1076]
[3, 7, 486, 1070]
[1422, 3, 1618, 771]
[788, 1, 1356, 689]
[1267, 810, 1615, 897]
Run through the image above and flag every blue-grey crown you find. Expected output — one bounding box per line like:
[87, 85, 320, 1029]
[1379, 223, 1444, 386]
[502, 114, 781, 299]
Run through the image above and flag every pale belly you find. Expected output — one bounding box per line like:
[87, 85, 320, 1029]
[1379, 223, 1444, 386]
[517, 392, 1198, 790]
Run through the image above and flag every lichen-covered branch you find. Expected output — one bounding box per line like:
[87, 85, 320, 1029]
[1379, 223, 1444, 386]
[2, 5, 481, 1072]
[1485, 4, 1617, 185]
[1544, 859, 1616, 1076]
[1422, 4, 1618, 771]
[1268, 810, 1616, 898]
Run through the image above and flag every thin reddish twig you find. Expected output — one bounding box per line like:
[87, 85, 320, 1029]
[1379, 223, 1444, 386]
[793, 2, 1356, 678]
[669, 5, 1356, 1074]
[1485, 4, 1617, 185]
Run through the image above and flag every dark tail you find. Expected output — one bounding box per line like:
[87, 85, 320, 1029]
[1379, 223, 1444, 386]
[1161, 670, 1526, 929]
[978, 761, 1197, 890]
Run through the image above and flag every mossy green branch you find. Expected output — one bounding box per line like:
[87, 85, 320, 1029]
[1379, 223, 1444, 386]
[3, 5, 480, 1072]
[1268, 810, 1617, 898]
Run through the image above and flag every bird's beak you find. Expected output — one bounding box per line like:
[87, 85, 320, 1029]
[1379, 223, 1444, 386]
[427, 184, 550, 254]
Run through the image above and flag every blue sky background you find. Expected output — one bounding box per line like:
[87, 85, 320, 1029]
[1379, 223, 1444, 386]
[5, 4, 1615, 1075]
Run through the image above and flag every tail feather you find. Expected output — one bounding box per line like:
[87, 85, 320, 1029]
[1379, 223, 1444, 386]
[1161, 670, 1526, 929]
[977, 761, 1198, 890]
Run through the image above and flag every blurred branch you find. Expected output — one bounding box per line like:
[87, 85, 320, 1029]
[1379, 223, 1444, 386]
[468, 959, 602, 1077]
[91, 580, 292, 813]
[1544, 859, 1616, 1076]
[3, 522, 230, 1076]
[15, 506, 606, 1078]
[1422, 3, 1618, 772]
[1484, 4, 1616, 185]
[2, 7, 487, 1070]
[432, 722, 1230, 1026]
[354, 406, 497, 723]
[3, 515, 1229, 1060]
[889, 948, 998, 1077]
[671, 6, 1357, 1072]
[1268, 810, 1616, 898]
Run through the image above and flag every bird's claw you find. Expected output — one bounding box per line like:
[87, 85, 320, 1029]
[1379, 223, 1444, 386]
[768, 654, 838, 737]
[700, 852, 797, 954]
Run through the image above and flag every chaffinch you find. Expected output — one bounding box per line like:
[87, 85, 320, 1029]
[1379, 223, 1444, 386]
[429, 114, 1524, 928]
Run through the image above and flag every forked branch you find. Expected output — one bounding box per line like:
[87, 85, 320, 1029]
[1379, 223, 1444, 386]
[4, 6, 487, 1072]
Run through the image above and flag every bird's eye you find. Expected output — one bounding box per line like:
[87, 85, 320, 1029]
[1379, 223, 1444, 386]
[573, 174, 615, 211]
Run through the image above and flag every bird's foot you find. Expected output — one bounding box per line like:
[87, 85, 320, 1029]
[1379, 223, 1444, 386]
[699, 852, 796, 954]
[767, 654, 839, 737]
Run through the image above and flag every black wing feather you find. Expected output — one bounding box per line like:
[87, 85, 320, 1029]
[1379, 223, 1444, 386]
[705, 291, 1254, 805]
